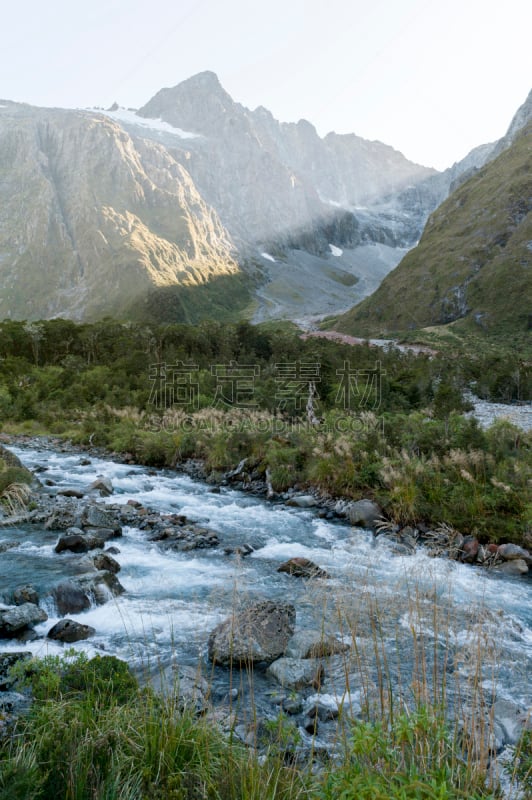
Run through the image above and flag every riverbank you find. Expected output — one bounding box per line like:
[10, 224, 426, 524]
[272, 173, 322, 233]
[1, 436, 531, 798]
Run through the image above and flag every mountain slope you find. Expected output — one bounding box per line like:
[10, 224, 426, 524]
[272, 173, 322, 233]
[0, 102, 240, 321]
[334, 122, 532, 337]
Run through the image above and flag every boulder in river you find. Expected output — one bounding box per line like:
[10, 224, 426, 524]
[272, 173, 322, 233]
[284, 630, 350, 659]
[13, 585, 39, 606]
[140, 662, 209, 713]
[497, 543, 532, 565]
[267, 657, 324, 689]
[55, 530, 104, 553]
[496, 559, 529, 576]
[83, 504, 120, 531]
[337, 499, 382, 529]
[88, 477, 114, 496]
[277, 558, 329, 579]
[47, 619, 96, 643]
[93, 552, 121, 573]
[51, 571, 125, 614]
[0, 602, 47, 635]
[287, 495, 317, 508]
[208, 600, 296, 667]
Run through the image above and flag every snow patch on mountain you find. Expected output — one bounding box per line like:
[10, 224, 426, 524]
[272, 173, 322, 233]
[97, 106, 200, 139]
[329, 244, 343, 257]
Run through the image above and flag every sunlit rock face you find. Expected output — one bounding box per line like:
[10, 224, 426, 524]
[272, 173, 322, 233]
[0, 102, 238, 321]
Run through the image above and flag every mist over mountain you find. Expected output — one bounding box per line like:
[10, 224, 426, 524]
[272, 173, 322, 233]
[0, 73, 527, 323]
[334, 103, 532, 338]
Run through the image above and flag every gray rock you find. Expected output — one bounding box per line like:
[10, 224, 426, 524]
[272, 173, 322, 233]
[287, 495, 317, 508]
[47, 619, 96, 643]
[277, 558, 329, 579]
[51, 581, 92, 615]
[0, 651, 32, 690]
[0, 602, 47, 634]
[343, 499, 382, 529]
[83, 505, 119, 530]
[208, 600, 296, 666]
[497, 543, 532, 564]
[284, 630, 350, 659]
[44, 506, 80, 531]
[0, 691, 30, 714]
[93, 552, 121, 573]
[13, 585, 39, 606]
[88, 477, 114, 496]
[497, 559, 529, 576]
[267, 657, 324, 689]
[142, 662, 209, 713]
[492, 698, 529, 745]
[57, 489, 84, 498]
[51, 571, 124, 614]
[305, 697, 340, 721]
[83, 527, 122, 541]
[55, 532, 104, 553]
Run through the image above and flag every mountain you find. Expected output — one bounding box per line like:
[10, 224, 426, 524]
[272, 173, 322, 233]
[1, 72, 519, 324]
[334, 119, 532, 338]
[0, 102, 240, 321]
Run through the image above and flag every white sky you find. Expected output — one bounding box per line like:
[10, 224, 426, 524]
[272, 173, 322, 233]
[2, 0, 531, 169]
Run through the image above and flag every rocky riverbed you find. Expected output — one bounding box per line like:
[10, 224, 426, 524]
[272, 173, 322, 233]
[0, 436, 531, 788]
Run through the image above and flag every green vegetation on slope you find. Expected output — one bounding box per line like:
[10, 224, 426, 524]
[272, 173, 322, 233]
[335, 123, 532, 339]
[0, 318, 530, 543]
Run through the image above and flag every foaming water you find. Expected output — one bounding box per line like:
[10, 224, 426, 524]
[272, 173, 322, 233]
[2, 443, 531, 709]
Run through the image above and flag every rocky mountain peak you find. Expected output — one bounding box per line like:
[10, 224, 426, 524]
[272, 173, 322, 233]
[138, 71, 237, 135]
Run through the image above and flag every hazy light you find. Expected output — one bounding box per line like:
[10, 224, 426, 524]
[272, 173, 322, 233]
[2, 0, 530, 169]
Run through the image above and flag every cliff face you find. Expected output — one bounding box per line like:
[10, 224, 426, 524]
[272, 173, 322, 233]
[0, 103, 238, 321]
[137, 71, 437, 249]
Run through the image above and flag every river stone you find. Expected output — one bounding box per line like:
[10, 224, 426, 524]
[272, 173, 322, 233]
[208, 600, 296, 666]
[13, 585, 39, 606]
[0, 602, 47, 634]
[143, 663, 209, 713]
[284, 630, 350, 659]
[0, 691, 30, 715]
[267, 657, 324, 689]
[0, 444, 27, 470]
[57, 489, 84, 499]
[0, 652, 31, 690]
[460, 536, 480, 563]
[88, 477, 114, 496]
[497, 559, 529, 576]
[52, 571, 124, 614]
[492, 698, 529, 745]
[44, 506, 80, 531]
[277, 558, 329, 579]
[83, 504, 119, 530]
[93, 552, 121, 573]
[54, 532, 104, 553]
[343, 499, 381, 529]
[83, 527, 121, 541]
[51, 581, 91, 615]
[287, 495, 317, 508]
[497, 543, 532, 565]
[47, 619, 96, 643]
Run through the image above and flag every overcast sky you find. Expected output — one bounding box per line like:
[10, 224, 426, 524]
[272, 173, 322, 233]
[2, 0, 531, 169]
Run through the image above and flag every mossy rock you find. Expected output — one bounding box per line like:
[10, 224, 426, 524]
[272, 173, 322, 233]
[0, 446, 33, 493]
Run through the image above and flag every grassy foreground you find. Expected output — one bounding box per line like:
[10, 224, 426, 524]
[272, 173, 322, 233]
[2, 645, 529, 800]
